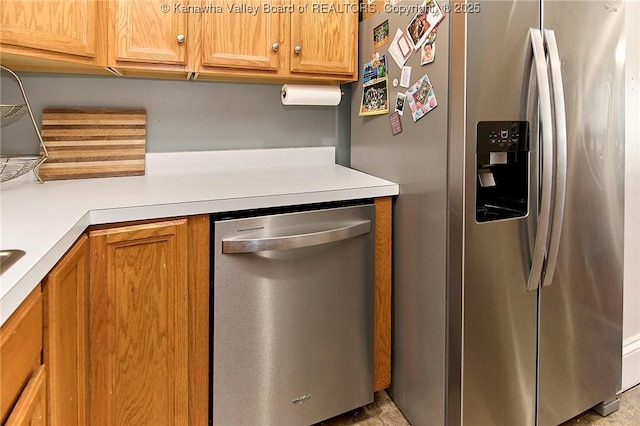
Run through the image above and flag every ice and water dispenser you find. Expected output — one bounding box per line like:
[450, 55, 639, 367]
[476, 121, 530, 222]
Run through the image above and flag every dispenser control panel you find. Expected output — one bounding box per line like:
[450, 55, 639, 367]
[475, 121, 530, 223]
[477, 121, 529, 153]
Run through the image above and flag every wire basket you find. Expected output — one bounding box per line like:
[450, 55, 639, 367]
[1, 104, 27, 126]
[0, 65, 48, 183]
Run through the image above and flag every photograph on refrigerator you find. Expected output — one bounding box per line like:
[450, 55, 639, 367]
[363, 54, 388, 84]
[405, 74, 437, 121]
[374, 20, 390, 49]
[359, 78, 390, 116]
[389, 28, 413, 68]
[395, 92, 407, 115]
[406, 0, 445, 50]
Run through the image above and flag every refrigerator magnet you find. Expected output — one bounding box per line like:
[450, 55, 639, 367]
[406, 0, 445, 51]
[374, 20, 390, 49]
[421, 41, 435, 65]
[389, 29, 412, 68]
[359, 77, 390, 116]
[390, 112, 403, 135]
[400, 66, 412, 88]
[395, 92, 406, 116]
[406, 74, 438, 122]
[362, 54, 388, 84]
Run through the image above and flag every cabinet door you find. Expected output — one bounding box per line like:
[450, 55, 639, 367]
[290, 0, 357, 76]
[89, 220, 189, 426]
[111, 0, 188, 65]
[0, 286, 42, 425]
[4, 365, 47, 426]
[0, 0, 99, 59]
[42, 235, 89, 426]
[200, 0, 283, 70]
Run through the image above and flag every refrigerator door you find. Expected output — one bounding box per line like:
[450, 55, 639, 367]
[459, 1, 540, 425]
[537, 2, 625, 425]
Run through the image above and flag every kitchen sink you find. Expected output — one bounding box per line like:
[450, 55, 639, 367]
[0, 249, 25, 275]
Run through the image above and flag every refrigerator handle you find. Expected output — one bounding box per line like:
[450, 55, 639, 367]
[541, 29, 568, 288]
[526, 29, 554, 292]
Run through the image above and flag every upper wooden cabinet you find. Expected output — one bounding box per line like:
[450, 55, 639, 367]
[0, 0, 107, 70]
[109, 0, 189, 69]
[195, 0, 357, 81]
[290, 0, 357, 76]
[0, 0, 357, 82]
[199, 1, 283, 71]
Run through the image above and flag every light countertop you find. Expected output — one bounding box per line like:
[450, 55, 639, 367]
[0, 147, 398, 326]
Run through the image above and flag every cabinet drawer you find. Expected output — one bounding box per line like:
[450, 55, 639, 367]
[0, 286, 43, 424]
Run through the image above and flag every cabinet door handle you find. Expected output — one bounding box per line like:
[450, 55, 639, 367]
[222, 221, 371, 253]
[294, 45, 301, 54]
[176, 34, 185, 43]
[272, 43, 279, 52]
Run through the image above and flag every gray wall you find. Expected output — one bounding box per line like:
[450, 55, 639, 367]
[1, 72, 351, 165]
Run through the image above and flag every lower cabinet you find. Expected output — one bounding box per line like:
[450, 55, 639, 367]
[4, 365, 47, 426]
[42, 235, 89, 426]
[0, 286, 44, 425]
[88, 216, 209, 426]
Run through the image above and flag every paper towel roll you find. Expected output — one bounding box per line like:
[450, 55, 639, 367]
[280, 84, 342, 106]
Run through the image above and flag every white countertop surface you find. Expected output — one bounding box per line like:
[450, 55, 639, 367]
[0, 147, 398, 326]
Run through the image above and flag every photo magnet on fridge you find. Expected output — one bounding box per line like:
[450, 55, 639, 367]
[395, 92, 407, 115]
[359, 78, 390, 116]
[374, 20, 390, 49]
[389, 28, 413, 68]
[390, 112, 403, 135]
[363, 54, 388, 84]
[406, 74, 437, 122]
[421, 41, 435, 65]
[406, 0, 445, 51]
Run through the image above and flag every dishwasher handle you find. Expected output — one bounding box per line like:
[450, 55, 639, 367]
[221, 220, 371, 254]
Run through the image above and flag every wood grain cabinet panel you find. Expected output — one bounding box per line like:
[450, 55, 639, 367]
[0, 286, 43, 425]
[290, 0, 357, 77]
[0, 0, 107, 72]
[4, 365, 47, 426]
[0, 0, 98, 58]
[42, 235, 89, 426]
[110, 0, 188, 66]
[374, 197, 392, 391]
[89, 217, 209, 426]
[200, 0, 283, 71]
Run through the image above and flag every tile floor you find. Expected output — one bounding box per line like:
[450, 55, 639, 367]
[317, 385, 640, 425]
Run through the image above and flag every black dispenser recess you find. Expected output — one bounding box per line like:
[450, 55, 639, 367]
[476, 121, 530, 222]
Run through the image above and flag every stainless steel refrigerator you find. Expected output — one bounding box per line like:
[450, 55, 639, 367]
[350, 1, 625, 425]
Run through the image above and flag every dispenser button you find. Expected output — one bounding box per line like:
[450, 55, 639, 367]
[501, 130, 509, 139]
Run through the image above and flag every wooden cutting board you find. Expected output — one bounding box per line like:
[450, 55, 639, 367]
[38, 108, 146, 180]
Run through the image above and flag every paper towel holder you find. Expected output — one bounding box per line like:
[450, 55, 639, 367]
[280, 84, 344, 106]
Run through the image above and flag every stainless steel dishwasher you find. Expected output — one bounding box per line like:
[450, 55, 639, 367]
[212, 202, 375, 426]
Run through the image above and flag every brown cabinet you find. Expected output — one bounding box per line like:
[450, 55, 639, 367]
[199, 1, 283, 71]
[108, 0, 190, 76]
[374, 197, 392, 391]
[88, 216, 209, 425]
[4, 365, 47, 426]
[42, 235, 89, 426]
[0, 0, 107, 72]
[196, 0, 357, 82]
[0, 0, 357, 82]
[0, 286, 44, 425]
[290, 0, 358, 77]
